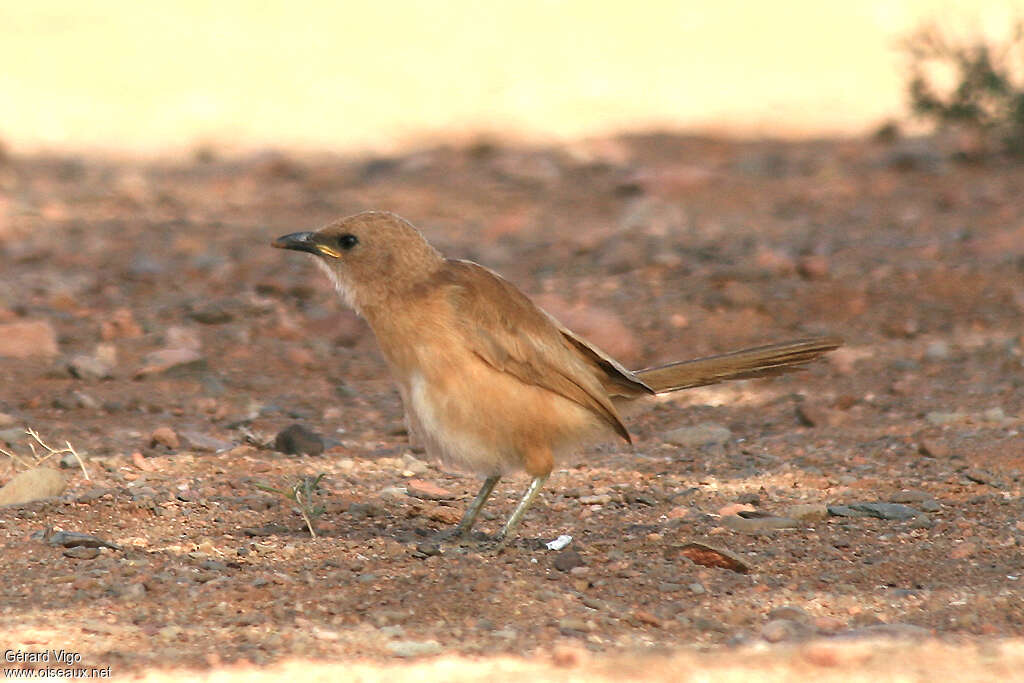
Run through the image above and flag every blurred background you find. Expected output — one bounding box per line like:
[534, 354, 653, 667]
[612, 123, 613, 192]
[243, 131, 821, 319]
[2, 2, 1024, 675]
[3, 0, 1022, 155]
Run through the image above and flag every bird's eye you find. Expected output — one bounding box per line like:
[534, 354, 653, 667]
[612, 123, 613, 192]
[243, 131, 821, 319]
[337, 233, 359, 250]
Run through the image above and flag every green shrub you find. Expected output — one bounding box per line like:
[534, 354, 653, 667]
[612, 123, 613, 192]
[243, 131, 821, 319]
[903, 21, 1024, 156]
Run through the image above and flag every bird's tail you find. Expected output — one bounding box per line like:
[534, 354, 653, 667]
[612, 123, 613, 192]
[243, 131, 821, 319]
[635, 337, 843, 394]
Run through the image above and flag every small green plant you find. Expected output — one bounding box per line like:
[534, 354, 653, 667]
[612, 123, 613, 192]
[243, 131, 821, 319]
[903, 21, 1024, 156]
[255, 474, 328, 537]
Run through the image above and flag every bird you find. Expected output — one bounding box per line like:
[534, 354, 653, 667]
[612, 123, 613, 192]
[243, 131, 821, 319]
[273, 210, 841, 545]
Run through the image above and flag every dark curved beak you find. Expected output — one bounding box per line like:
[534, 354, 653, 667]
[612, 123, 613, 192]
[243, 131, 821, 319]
[272, 231, 320, 254]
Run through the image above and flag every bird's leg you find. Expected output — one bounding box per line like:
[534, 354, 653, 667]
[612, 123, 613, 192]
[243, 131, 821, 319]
[433, 475, 500, 542]
[493, 474, 549, 548]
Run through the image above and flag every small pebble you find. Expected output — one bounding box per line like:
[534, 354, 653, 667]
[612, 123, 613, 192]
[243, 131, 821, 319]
[48, 531, 121, 550]
[786, 503, 829, 522]
[721, 514, 801, 532]
[67, 354, 114, 381]
[768, 606, 808, 622]
[63, 547, 100, 560]
[0, 467, 68, 506]
[678, 542, 750, 573]
[405, 479, 454, 501]
[982, 407, 1006, 423]
[150, 426, 180, 450]
[827, 502, 920, 520]
[923, 341, 951, 361]
[964, 469, 1004, 488]
[386, 640, 441, 658]
[553, 550, 584, 572]
[664, 423, 732, 448]
[273, 423, 324, 456]
[888, 490, 932, 504]
[918, 439, 950, 458]
[925, 411, 966, 426]
[762, 618, 808, 643]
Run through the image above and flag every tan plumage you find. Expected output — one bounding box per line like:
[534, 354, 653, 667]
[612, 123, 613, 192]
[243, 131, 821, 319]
[273, 210, 842, 544]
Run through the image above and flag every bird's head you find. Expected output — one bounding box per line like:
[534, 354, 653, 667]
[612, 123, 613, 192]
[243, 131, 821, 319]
[273, 210, 443, 311]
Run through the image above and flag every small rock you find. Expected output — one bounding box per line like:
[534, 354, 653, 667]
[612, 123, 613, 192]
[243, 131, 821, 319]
[924, 341, 952, 361]
[68, 353, 114, 380]
[918, 439, 950, 458]
[888, 490, 933, 504]
[633, 610, 663, 628]
[925, 411, 966, 426]
[47, 531, 121, 550]
[678, 541, 750, 573]
[242, 524, 290, 537]
[625, 492, 658, 506]
[425, 506, 460, 525]
[150, 426, 180, 450]
[797, 254, 830, 280]
[964, 469, 1004, 488]
[131, 452, 152, 474]
[193, 570, 219, 583]
[812, 616, 847, 634]
[76, 487, 114, 503]
[558, 617, 591, 634]
[768, 606, 809, 622]
[828, 502, 920, 520]
[0, 427, 25, 445]
[786, 503, 829, 522]
[796, 402, 843, 427]
[721, 514, 801, 532]
[164, 326, 202, 350]
[348, 502, 386, 518]
[59, 451, 81, 469]
[0, 467, 67, 506]
[273, 423, 324, 456]
[400, 453, 428, 476]
[949, 541, 976, 560]
[405, 479, 454, 501]
[187, 301, 234, 324]
[664, 423, 732, 448]
[720, 281, 762, 308]
[982, 407, 1007, 423]
[414, 542, 442, 557]
[0, 413, 16, 428]
[553, 550, 584, 572]
[135, 348, 206, 378]
[386, 640, 442, 658]
[63, 546, 101, 560]
[762, 618, 810, 643]
[178, 430, 233, 453]
[717, 502, 756, 517]
[693, 616, 729, 632]
[100, 308, 143, 340]
[0, 320, 59, 358]
[579, 493, 613, 505]
[908, 514, 934, 529]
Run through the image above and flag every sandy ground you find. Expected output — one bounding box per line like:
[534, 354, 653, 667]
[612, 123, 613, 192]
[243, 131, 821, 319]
[1, 130, 1023, 680]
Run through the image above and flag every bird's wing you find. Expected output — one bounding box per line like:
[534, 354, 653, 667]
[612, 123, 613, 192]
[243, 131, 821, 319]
[442, 260, 637, 443]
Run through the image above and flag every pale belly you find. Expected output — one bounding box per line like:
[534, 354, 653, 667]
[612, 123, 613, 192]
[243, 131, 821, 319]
[402, 362, 612, 476]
